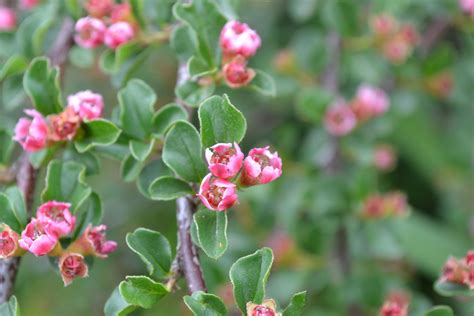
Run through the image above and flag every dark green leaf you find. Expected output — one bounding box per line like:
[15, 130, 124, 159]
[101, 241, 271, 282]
[424, 305, 454, 316]
[121, 154, 145, 182]
[3, 187, 27, 228]
[152, 103, 188, 137]
[175, 80, 215, 108]
[0, 295, 20, 316]
[194, 208, 228, 259]
[137, 159, 173, 198]
[75, 119, 121, 153]
[171, 24, 199, 62]
[104, 287, 136, 316]
[129, 140, 155, 162]
[63, 146, 101, 176]
[0, 55, 28, 81]
[250, 70, 276, 97]
[184, 291, 227, 316]
[283, 292, 307, 316]
[119, 276, 168, 309]
[148, 176, 193, 201]
[0, 194, 22, 233]
[0, 129, 14, 165]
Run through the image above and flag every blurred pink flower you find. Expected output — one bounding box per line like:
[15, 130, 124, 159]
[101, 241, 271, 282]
[0, 226, 21, 259]
[37, 201, 76, 237]
[240, 146, 282, 186]
[20, 0, 40, 10]
[48, 107, 81, 142]
[19, 218, 58, 256]
[198, 174, 238, 211]
[222, 56, 256, 88]
[59, 253, 89, 286]
[460, 0, 474, 17]
[84, 0, 113, 18]
[373, 144, 397, 172]
[68, 90, 104, 120]
[324, 101, 357, 136]
[0, 7, 16, 31]
[13, 109, 49, 152]
[74, 17, 106, 49]
[205, 142, 244, 179]
[220, 20, 261, 59]
[351, 84, 390, 120]
[104, 21, 135, 49]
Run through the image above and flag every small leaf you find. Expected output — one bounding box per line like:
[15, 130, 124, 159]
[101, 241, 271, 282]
[0, 55, 28, 80]
[184, 291, 227, 316]
[283, 292, 307, 316]
[198, 94, 247, 148]
[194, 207, 228, 259]
[69, 46, 94, 69]
[23, 57, 63, 115]
[171, 24, 198, 62]
[129, 139, 155, 162]
[121, 154, 145, 182]
[434, 280, 474, 297]
[152, 103, 188, 136]
[119, 79, 156, 140]
[126, 228, 172, 279]
[104, 287, 136, 316]
[3, 75, 27, 111]
[99, 50, 116, 74]
[175, 80, 215, 108]
[137, 159, 173, 198]
[0, 295, 20, 316]
[4, 187, 27, 228]
[0, 194, 22, 233]
[188, 55, 218, 79]
[148, 176, 193, 201]
[41, 160, 92, 213]
[229, 248, 274, 315]
[0, 129, 14, 165]
[63, 146, 101, 176]
[162, 121, 207, 183]
[75, 119, 121, 153]
[424, 305, 454, 316]
[250, 70, 276, 97]
[119, 276, 168, 309]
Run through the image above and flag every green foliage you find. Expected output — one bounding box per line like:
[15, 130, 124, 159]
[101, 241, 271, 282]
[283, 292, 307, 316]
[424, 305, 454, 316]
[152, 103, 188, 137]
[434, 281, 474, 298]
[193, 207, 228, 259]
[149, 176, 193, 200]
[0, 129, 14, 165]
[0, 296, 20, 316]
[75, 119, 121, 153]
[184, 291, 227, 316]
[119, 276, 168, 309]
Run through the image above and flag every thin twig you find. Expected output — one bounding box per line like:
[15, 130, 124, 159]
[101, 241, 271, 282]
[420, 18, 451, 56]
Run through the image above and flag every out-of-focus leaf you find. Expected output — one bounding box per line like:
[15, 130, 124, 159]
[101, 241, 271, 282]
[434, 281, 474, 298]
[137, 159, 173, 198]
[104, 287, 136, 316]
[184, 291, 227, 316]
[69, 46, 94, 69]
[175, 80, 215, 108]
[424, 305, 454, 316]
[0, 194, 23, 233]
[121, 154, 145, 182]
[0, 55, 28, 81]
[129, 139, 154, 162]
[250, 70, 276, 96]
[0, 295, 20, 316]
[0, 129, 14, 165]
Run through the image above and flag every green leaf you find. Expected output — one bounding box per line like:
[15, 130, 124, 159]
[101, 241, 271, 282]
[295, 87, 333, 123]
[115, 42, 143, 70]
[75, 119, 121, 153]
[198, 94, 247, 148]
[250, 70, 276, 97]
[112, 48, 152, 88]
[119, 79, 156, 140]
[104, 287, 136, 316]
[171, 24, 199, 62]
[283, 292, 307, 316]
[119, 276, 168, 309]
[0, 194, 22, 233]
[148, 176, 193, 201]
[41, 160, 92, 213]
[162, 121, 207, 182]
[0, 129, 14, 165]
[152, 103, 188, 137]
[129, 139, 155, 162]
[0, 295, 20, 316]
[137, 159, 173, 199]
[130, 0, 172, 29]
[424, 305, 454, 316]
[121, 154, 145, 182]
[23, 57, 63, 115]
[65, 0, 83, 19]
[194, 208, 228, 259]
[175, 80, 215, 108]
[0, 55, 28, 81]
[3, 75, 28, 111]
[126, 228, 172, 279]
[72, 192, 103, 239]
[321, 0, 359, 36]
[184, 291, 227, 316]
[434, 281, 474, 298]
[188, 55, 218, 79]
[229, 248, 274, 315]
[28, 146, 57, 169]
[4, 187, 27, 228]
[69, 46, 94, 69]
[63, 146, 101, 176]
[99, 50, 116, 74]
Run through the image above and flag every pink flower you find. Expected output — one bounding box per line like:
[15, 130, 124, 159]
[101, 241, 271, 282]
[197, 174, 238, 211]
[0, 7, 16, 31]
[460, 0, 474, 17]
[74, 17, 106, 49]
[379, 292, 409, 316]
[36, 201, 75, 237]
[205, 142, 244, 179]
[70, 224, 117, 258]
[373, 145, 397, 172]
[48, 107, 81, 142]
[13, 109, 49, 152]
[58, 253, 89, 286]
[383, 38, 411, 64]
[110, 3, 138, 29]
[324, 101, 357, 136]
[220, 20, 261, 59]
[222, 56, 256, 88]
[240, 147, 282, 186]
[84, 0, 113, 18]
[351, 84, 390, 120]
[370, 14, 398, 37]
[20, 0, 40, 10]
[247, 300, 281, 316]
[104, 21, 135, 49]
[19, 218, 58, 256]
[465, 250, 474, 266]
[67, 90, 104, 120]
[0, 226, 22, 258]
[441, 257, 468, 283]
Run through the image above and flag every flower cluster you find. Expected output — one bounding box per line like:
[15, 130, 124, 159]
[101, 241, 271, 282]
[373, 144, 397, 172]
[247, 299, 281, 316]
[370, 14, 418, 64]
[198, 143, 282, 211]
[379, 291, 409, 316]
[360, 191, 409, 219]
[219, 21, 261, 89]
[74, 0, 136, 50]
[324, 84, 390, 136]
[13, 90, 104, 152]
[438, 250, 474, 290]
[0, 6, 16, 31]
[0, 201, 116, 286]
[460, 0, 474, 17]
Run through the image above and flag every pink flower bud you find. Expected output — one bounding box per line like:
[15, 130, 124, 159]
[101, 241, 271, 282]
[382, 38, 411, 64]
[465, 250, 474, 266]
[20, 0, 40, 10]
[58, 253, 89, 286]
[19, 218, 58, 256]
[399, 24, 418, 45]
[0, 7, 16, 31]
[324, 101, 357, 136]
[370, 14, 398, 37]
[74, 17, 106, 49]
[197, 174, 238, 211]
[13, 109, 49, 152]
[251, 306, 276, 316]
[441, 257, 468, 283]
[222, 56, 256, 88]
[460, 0, 474, 17]
[247, 300, 281, 316]
[104, 21, 135, 49]
[379, 292, 409, 316]
[67, 90, 104, 120]
[70, 224, 117, 258]
[373, 144, 397, 172]
[0, 226, 23, 258]
[220, 20, 261, 59]
[361, 194, 385, 218]
[110, 3, 138, 29]
[351, 84, 390, 120]
[84, 0, 113, 18]
[48, 107, 81, 142]
[240, 147, 282, 186]
[205, 142, 244, 179]
[36, 201, 76, 237]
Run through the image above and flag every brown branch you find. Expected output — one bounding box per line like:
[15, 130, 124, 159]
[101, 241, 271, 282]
[420, 18, 451, 56]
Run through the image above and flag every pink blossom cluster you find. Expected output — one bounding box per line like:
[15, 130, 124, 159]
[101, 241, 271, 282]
[378, 291, 409, 316]
[0, 6, 16, 31]
[460, 0, 474, 17]
[219, 21, 261, 89]
[13, 90, 104, 152]
[74, 0, 136, 50]
[370, 14, 418, 64]
[198, 143, 282, 211]
[360, 191, 409, 219]
[324, 84, 390, 136]
[439, 250, 474, 290]
[0, 201, 116, 286]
